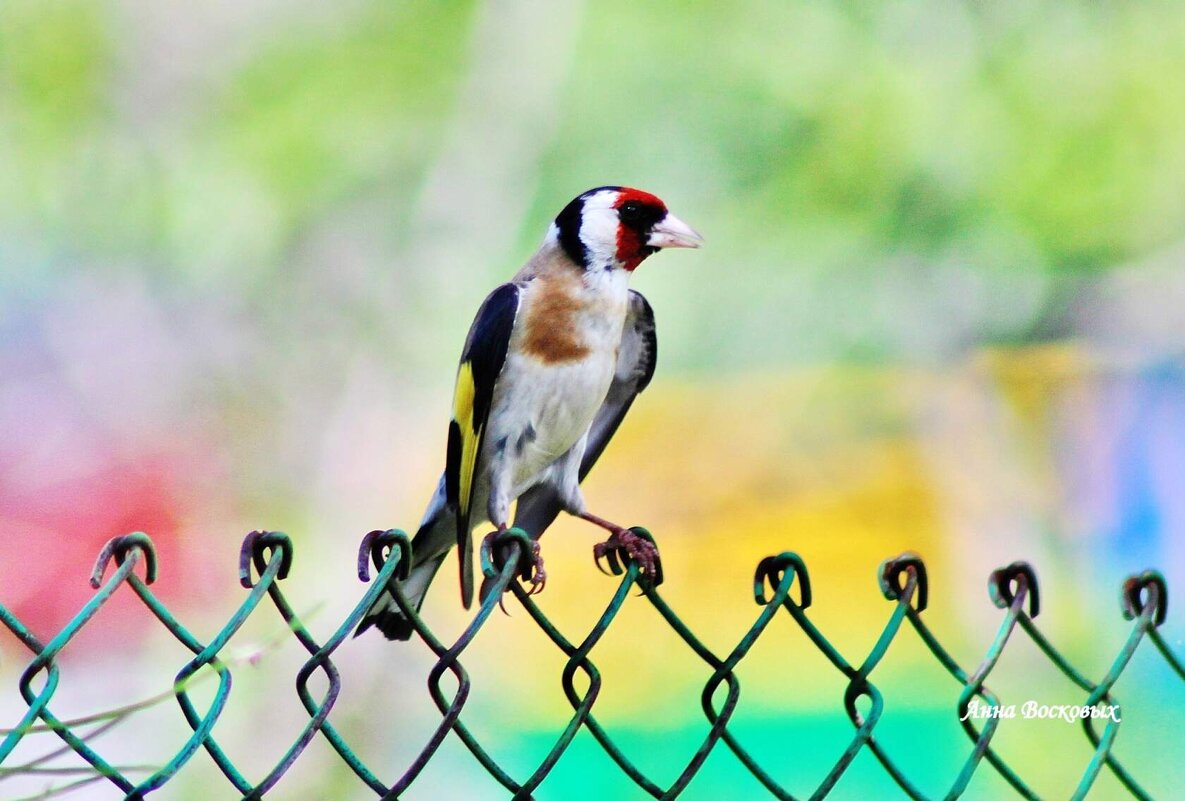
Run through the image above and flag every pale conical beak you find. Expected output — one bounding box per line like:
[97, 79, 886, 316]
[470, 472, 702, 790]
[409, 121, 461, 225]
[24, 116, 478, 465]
[647, 213, 704, 249]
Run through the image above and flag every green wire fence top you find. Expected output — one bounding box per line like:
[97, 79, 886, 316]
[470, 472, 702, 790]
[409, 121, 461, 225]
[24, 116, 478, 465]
[0, 527, 1181, 800]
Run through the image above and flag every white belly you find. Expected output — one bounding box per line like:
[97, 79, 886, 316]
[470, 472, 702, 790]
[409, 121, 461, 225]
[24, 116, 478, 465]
[485, 348, 616, 491]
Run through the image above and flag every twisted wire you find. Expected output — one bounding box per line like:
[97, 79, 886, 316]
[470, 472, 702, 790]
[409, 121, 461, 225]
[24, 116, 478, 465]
[0, 528, 1179, 800]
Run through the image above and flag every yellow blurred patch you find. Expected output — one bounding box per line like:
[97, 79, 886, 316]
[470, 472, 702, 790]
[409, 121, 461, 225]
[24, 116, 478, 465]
[454, 366, 951, 725]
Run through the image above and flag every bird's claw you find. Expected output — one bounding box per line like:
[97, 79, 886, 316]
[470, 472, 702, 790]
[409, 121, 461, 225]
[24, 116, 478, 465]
[593, 528, 662, 587]
[593, 541, 614, 576]
[525, 540, 547, 596]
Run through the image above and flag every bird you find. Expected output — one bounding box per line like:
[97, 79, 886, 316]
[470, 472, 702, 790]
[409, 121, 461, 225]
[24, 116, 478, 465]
[356, 186, 702, 640]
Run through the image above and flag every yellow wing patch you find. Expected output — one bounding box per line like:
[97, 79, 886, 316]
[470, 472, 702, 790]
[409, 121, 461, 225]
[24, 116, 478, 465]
[452, 361, 480, 517]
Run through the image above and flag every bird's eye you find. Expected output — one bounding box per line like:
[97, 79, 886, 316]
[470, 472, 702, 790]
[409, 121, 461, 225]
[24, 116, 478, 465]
[619, 201, 643, 222]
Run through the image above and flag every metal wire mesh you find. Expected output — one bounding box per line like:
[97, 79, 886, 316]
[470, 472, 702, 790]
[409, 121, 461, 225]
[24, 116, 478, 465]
[0, 528, 1180, 800]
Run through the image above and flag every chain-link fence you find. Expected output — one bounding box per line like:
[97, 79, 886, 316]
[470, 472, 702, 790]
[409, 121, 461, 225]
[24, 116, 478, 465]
[0, 528, 1180, 800]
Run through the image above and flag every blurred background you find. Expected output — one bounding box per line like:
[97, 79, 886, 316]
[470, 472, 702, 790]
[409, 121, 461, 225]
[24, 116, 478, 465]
[2, 0, 1184, 798]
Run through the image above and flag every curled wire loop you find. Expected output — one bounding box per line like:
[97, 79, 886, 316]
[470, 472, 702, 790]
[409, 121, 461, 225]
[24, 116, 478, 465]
[239, 530, 294, 589]
[989, 561, 1040, 618]
[358, 528, 414, 584]
[753, 552, 810, 609]
[1122, 571, 1167, 628]
[90, 532, 158, 589]
[879, 552, 928, 613]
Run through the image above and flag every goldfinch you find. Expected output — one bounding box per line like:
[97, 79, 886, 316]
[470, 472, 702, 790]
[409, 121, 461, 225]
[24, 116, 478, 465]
[357, 186, 702, 640]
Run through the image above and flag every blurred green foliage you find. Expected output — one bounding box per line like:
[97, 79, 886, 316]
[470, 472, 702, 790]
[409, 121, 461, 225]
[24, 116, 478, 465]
[5, 0, 1185, 366]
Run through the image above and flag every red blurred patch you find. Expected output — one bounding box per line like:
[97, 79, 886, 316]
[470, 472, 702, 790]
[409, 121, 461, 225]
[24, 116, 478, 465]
[0, 448, 212, 653]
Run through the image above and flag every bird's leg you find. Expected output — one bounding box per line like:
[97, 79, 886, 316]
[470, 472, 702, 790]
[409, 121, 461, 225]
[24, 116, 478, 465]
[580, 512, 660, 583]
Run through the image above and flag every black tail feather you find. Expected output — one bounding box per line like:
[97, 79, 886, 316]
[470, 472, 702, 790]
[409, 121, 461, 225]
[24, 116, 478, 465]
[354, 602, 415, 641]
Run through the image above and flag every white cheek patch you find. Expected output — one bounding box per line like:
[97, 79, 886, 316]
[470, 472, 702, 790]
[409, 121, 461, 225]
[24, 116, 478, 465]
[578, 190, 622, 270]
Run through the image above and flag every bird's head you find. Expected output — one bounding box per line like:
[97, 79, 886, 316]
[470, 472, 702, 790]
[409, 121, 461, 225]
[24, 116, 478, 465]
[549, 186, 703, 272]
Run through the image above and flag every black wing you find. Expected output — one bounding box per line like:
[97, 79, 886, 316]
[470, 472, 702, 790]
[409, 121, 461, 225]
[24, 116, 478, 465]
[447, 282, 521, 607]
[512, 289, 657, 537]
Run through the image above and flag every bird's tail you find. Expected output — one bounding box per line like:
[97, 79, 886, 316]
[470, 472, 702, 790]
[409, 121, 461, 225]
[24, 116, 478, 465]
[355, 487, 453, 640]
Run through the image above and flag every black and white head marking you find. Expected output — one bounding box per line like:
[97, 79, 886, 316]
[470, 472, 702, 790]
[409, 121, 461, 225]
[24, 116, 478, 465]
[548, 186, 662, 272]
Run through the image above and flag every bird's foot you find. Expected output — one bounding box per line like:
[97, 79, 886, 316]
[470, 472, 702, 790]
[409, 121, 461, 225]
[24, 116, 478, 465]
[481, 529, 546, 598]
[593, 528, 662, 587]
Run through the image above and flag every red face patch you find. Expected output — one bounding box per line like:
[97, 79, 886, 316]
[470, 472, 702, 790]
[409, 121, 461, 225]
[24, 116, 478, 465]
[613, 188, 668, 271]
